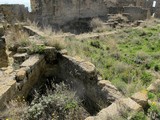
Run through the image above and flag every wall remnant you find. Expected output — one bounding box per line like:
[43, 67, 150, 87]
[30, 0, 108, 26]
[0, 25, 8, 68]
[0, 4, 29, 23]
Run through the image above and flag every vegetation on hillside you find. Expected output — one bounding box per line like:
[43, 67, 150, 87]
[66, 22, 160, 96]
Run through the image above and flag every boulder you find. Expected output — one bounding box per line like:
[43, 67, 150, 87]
[98, 80, 124, 102]
[13, 53, 29, 64]
[85, 98, 143, 120]
[131, 91, 148, 108]
[15, 69, 27, 82]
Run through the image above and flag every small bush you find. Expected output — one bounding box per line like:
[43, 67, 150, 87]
[131, 111, 147, 120]
[29, 43, 45, 54]
[5, 27, 31, 49]
[90, 41, 102, 49]
[154, 64, 160, 72]
[113, 62, 130, 74]
[135, 51, 150, 64]
[90, 18, 104, 29]
[141, 72, 152, 84]
[24, 82, 87, 120]
[148, 102, 160, 119]
[44, 37, 66, 50]
[148, 92, 156, 100]
[90, 18, 111, 32]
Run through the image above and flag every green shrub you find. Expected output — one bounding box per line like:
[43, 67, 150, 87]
[141, 72, 152, 84]
[148, 92, 156, 100]
[24, 82, 87, 120]
[154, 64, 160, 71]
[148, 102, 160, 119]
[90, 41, 102, 49]
[29, 44, 45, 54]
[131, 111, 147, 120]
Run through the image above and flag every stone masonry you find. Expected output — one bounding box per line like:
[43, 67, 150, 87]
[0, 4, 29, 23]
[30, 0, 108, 26]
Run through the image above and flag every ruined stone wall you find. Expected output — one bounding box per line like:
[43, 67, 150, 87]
[134, 0, 160, 18]
[123, 6, 148, 21]
[117, 0, 136, 6]
[0, 4, 29, 23]
[109, 6, 148, 21]
[146, 0, 160, 18]
[30, 0, 108, 26]
[0, 25, 8, 68]
[57, 54, 123, 109]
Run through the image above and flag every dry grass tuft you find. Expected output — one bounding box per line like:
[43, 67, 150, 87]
[44, 37, 67, 50]
[5, 27, 31, 50]
[0, 97, 28, 119]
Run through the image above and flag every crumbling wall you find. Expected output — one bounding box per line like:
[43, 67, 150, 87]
[146, 0, 160, 18]
[57, 54, 123, 109]
[0, 25, 8, 68]
[124, 6, 148, 21]
[30, 0, 108, 26]
[0, 4, 29, 23]
[109, 6, 148, 21]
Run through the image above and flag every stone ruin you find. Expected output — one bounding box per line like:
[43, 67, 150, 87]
[0, 0, 159, 29]
[0, 25, 8, 68]
[0, 24, 142, 119]
[29, 0, 160, 27]
[0, 4, 29, 23]
[0, 24, 159, 119]
[1, 0, 160, 119]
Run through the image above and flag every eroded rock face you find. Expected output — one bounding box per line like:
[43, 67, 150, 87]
[0, 37, 8, 68]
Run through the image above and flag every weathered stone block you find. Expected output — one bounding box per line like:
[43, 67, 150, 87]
[131, 91, 148, 108]
[13, 53, 29, 64]
[98, 80, 124, 102]
[85, 98, 143, 120]
[17, 47, 30, 53]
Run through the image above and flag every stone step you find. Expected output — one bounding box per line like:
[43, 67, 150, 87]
[13, 53, 29, 64]
[20, 54, 44, 68]
[17, 47, 30, 53]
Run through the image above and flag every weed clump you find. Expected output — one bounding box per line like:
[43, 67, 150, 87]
[5, 27, 31, 51]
